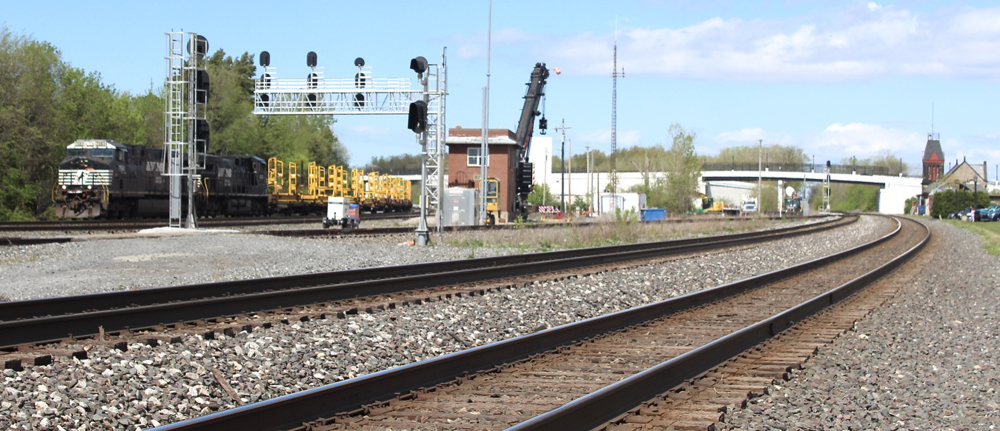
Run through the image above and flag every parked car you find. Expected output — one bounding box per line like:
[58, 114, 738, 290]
[966, 206, 996, 221]
[983, 205, 1000, 221]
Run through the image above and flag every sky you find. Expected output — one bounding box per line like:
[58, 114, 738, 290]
[4, 0, 1000, 176]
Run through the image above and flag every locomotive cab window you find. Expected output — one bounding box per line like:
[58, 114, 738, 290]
[89, 149, 114, 158]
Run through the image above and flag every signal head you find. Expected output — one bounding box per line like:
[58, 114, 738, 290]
[410, 56, 428, 74]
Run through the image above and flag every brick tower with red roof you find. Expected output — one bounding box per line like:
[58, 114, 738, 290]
[922, 134, 944, 186]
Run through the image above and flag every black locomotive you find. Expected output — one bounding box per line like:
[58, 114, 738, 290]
[54, 139, 268, 219]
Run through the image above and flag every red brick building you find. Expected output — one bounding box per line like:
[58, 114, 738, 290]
[445, 127, 518, 222]
[922, 135, 944, 186]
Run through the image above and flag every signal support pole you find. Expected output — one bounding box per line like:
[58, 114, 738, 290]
[416, 70, 432, 245]
[164, 31, 208, 229]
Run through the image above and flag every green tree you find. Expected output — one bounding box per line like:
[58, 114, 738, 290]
[903, 197, 915, 215]
[0, 27, 166, 219]
[662, 125, 701, 214]
[364, 154, 422, 174]
[0, 28, 63, 219]
[0, 26, 354, 220]
[831, 184, 880, 212]
[527, 183, 557, 207]
[840, 150, 909, 176]
[204, 50, 257, 156]
[929, 189, 991, 218]
[202, 49, 348, 167]
[701, 143, 808, 170]
[628, 176, 667, 209]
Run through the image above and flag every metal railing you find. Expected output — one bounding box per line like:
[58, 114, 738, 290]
[700, 162, 913, 177]
[58, 169, 111, 186]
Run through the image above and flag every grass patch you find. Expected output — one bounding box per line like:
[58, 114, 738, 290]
[940, 219, 1000, 255]
[441, 216, 791, 253]
[448, 239, 485, 248]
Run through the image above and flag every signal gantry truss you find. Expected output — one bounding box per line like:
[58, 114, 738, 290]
[251, 50, 447, 244]
[253, 67, 422, 115]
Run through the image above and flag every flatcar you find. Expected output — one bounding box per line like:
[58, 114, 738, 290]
[53, 139, 269, 219]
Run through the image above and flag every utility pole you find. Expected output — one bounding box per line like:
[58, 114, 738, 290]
[586, 144, 591, 213]
[479, 0, 492, 226]
[758, 139, 762, 215]
[568, 138, 573, 217]
[555, 119, 571, 216]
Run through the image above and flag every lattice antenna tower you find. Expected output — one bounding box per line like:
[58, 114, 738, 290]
[610, 20, 624, 209]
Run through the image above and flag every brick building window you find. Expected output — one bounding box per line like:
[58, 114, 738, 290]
[468, 147, 489, 167]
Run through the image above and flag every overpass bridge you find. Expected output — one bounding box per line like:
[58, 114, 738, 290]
[700, 168, 921, 215]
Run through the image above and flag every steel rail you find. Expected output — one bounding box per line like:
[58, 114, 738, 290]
[0, 216, 850, 321]
[512, 216, 929, 430]
[0, 212, 412, 232]
[152, 214, 906, 431]
[0, 212, 808, 233]
[0, 217, 853, 348]
[0, 237, 73, 246]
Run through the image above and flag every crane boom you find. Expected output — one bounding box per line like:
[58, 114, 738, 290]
[514, 63, 549, 159]
[513, 62, 549, 217]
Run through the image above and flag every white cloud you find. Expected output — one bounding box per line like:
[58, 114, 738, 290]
[715, 127, 768, 144]
[528, 4, 1000, 81]
[576, 129, 643, 147]
[811, 122, 921, 157]
[707, 128, 798, 155]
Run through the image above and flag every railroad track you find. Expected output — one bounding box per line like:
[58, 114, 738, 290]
[0, 213, 811, 245]
[0, 212, 415, 246]
[0, 212, 414, 232]
[154, 215, 927, 430]
[0, 236, 73, 246]
[260, 214, 815, 238]
[0, 215, 852, 352]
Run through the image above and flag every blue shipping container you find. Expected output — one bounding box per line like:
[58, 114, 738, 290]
[641, 208, 666, 222]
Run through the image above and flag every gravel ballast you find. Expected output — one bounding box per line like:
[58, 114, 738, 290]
[719, 219, 1000, 430]
[0, 230, 517, 301]
[0, 216, 908, 429]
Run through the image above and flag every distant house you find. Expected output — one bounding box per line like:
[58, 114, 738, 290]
[925, 151, 991, 215]
[937, 158, 988, 188]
